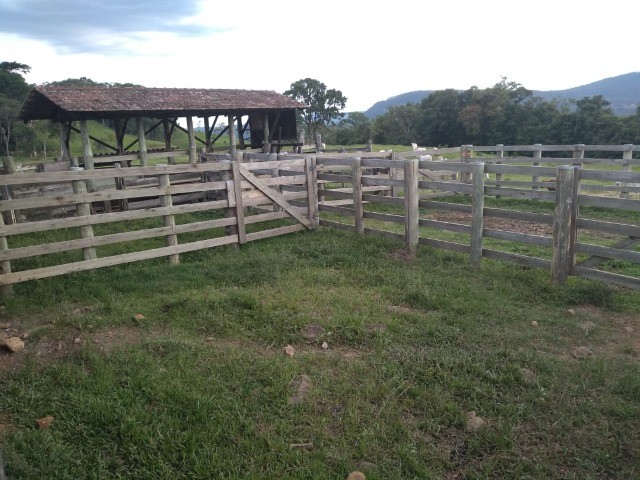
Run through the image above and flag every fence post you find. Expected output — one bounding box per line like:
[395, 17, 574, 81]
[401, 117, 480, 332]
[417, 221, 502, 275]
[572, 144, 585, 167]
[352, 157, 364, 234]
[305, 156, 319, 228]
[71, 171, 97, 262]
[389, 152, 399, 197]
[620, 144, 633, 198]
[461, 145, 473, 183]
[158, 173, 179, 265]
[231, 159, 247, 244]
[404, 158, 419, 255]
[495, 144, 503, 198]
[79, 120, 96, 195]
[136, 116, 148, 167]
[532, 143, 542, 190]
[0, 212, 12, 297]
[551, 165, 578, 285]
[1, 156, 16, 224]
[470, 161, 485, 268]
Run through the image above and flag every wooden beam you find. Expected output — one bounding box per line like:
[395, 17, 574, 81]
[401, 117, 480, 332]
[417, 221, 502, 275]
[228, 115, 236, 156]
[136, 116, 148, 166]
[79, 120, 96, 192]
[186, 116, 197, 164]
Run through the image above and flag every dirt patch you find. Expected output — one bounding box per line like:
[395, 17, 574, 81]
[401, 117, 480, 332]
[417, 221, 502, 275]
[0, 412, 16, 440]
[301, 323, 325, 340]
[389, 249, 414, 262]
[430, 211, 553, 236]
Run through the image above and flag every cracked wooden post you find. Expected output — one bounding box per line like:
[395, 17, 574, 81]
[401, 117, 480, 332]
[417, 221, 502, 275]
[79, 120, 95, 193]
[404, 158, 419, 255]
[551, 165, 578, 285]
[0, 212, 12, 297]
[470, 161, 485, 268]
[352, 157, 364, 234]
[159, 173, 179, 265]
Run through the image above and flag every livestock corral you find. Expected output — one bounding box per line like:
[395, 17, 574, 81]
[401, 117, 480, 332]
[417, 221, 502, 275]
[1, 143, 639, 292]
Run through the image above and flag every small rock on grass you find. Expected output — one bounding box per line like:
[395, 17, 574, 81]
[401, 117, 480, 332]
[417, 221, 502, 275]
[133, 313, 145, 321]
[624, 326, 634, 333]
[347, 472, 366, 480]
[321, 341, 329, 350]
[572, 346, 592, 359]
[465, 411, 485, 432]
[36, 415, 54, 430]
[4, 337, 25, 353]
[531, 320, 539, 327]
[567, 308, 576, 316]
[283, 345, 295, 357]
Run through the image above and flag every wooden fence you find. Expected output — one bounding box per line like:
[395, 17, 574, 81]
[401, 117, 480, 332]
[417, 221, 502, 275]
[0, 154, 318, 295]
[317, 145, 640, 290]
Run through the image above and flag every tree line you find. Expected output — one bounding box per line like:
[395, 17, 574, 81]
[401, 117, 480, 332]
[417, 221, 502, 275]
[325, 78, 640, 148]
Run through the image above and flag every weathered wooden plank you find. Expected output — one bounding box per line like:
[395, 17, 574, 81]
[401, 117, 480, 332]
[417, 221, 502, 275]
[231, 162, 247, 244]
[158, 173, 179, 265]
[575, 240, 640, 264]
[483, 229, 553, 247]
[579, 170, 640, 182]
[0, 213, 11, 296]
[551, 166, 578, 284]
[572, 267, 640, 290]
[318, 204, 354, 216]
[576, 218, 640, 237]
[482, 249, 551, 270]
[0, 235, 239, 286]
[419, 237, 470, 254]
[362, 176, 404, 187]
[419, 219, 472, 234]
[315, 157, 356, 167]
[362, 194, 405, 206]
[0, 217, 237, 262]
[484, 164, 558, 176]
[578, 194, 640, 211]
[0, 162, 232, 186]
[317, 173, 353, 184]
[1, 200, 230, 236]
[418, 181, 473, 194]
[352, 158, 364, 235]
[470, 162, 485, 267]
[305, 156, 319, 229]
[245, 224, 306, 242]
[484, 187, 555, 201]
[363, 211, 405, 224]
[242, 159, 306, 170]
[318, 219, 355, 232]
[405, 159, 419, 255]
[418, 161, 473, 172]
[0, 181, 229, 212]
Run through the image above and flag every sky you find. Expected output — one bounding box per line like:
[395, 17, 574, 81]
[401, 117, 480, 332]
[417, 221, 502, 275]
[1, 0, 639, 113]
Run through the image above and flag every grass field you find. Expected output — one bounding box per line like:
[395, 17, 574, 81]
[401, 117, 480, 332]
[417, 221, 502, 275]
[1, 226, 639, 479]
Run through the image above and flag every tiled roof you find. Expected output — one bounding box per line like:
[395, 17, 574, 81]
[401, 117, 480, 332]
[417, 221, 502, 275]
[19, 86, 307, 120]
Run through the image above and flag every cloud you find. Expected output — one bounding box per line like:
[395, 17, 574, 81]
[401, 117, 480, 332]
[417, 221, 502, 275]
[0, 0, 223, 54]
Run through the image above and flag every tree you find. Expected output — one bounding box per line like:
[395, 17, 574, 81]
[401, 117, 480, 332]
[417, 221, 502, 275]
[0, 61, 31, 156]
[334, 112, 372, 145]
[372, 103, 421, 145]
[284, 78, 347, 140]
[0, 96, 22, 156]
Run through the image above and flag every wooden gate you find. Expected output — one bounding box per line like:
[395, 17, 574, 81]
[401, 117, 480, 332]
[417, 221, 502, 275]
[0, 156, 318, 293]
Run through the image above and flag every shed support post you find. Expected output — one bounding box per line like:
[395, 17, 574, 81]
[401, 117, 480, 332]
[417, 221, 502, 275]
[262, 113, 270, 154]
[186, 116, 197, 164]
[136, 116, 148, 166]
[79, 120, 95, 192]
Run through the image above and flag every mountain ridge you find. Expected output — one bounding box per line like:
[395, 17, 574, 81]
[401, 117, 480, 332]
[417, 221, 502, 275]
[362, 72, 640, 117]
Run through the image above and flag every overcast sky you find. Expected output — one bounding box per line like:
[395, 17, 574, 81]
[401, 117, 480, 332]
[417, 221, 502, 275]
[1, 0, 638, 112]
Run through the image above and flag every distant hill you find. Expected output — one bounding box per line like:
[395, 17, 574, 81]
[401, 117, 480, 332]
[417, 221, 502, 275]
[362, 72, 640, 117]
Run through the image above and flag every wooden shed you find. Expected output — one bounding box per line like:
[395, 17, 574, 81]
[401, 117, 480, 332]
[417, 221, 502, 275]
[18, 85, 307, 162]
